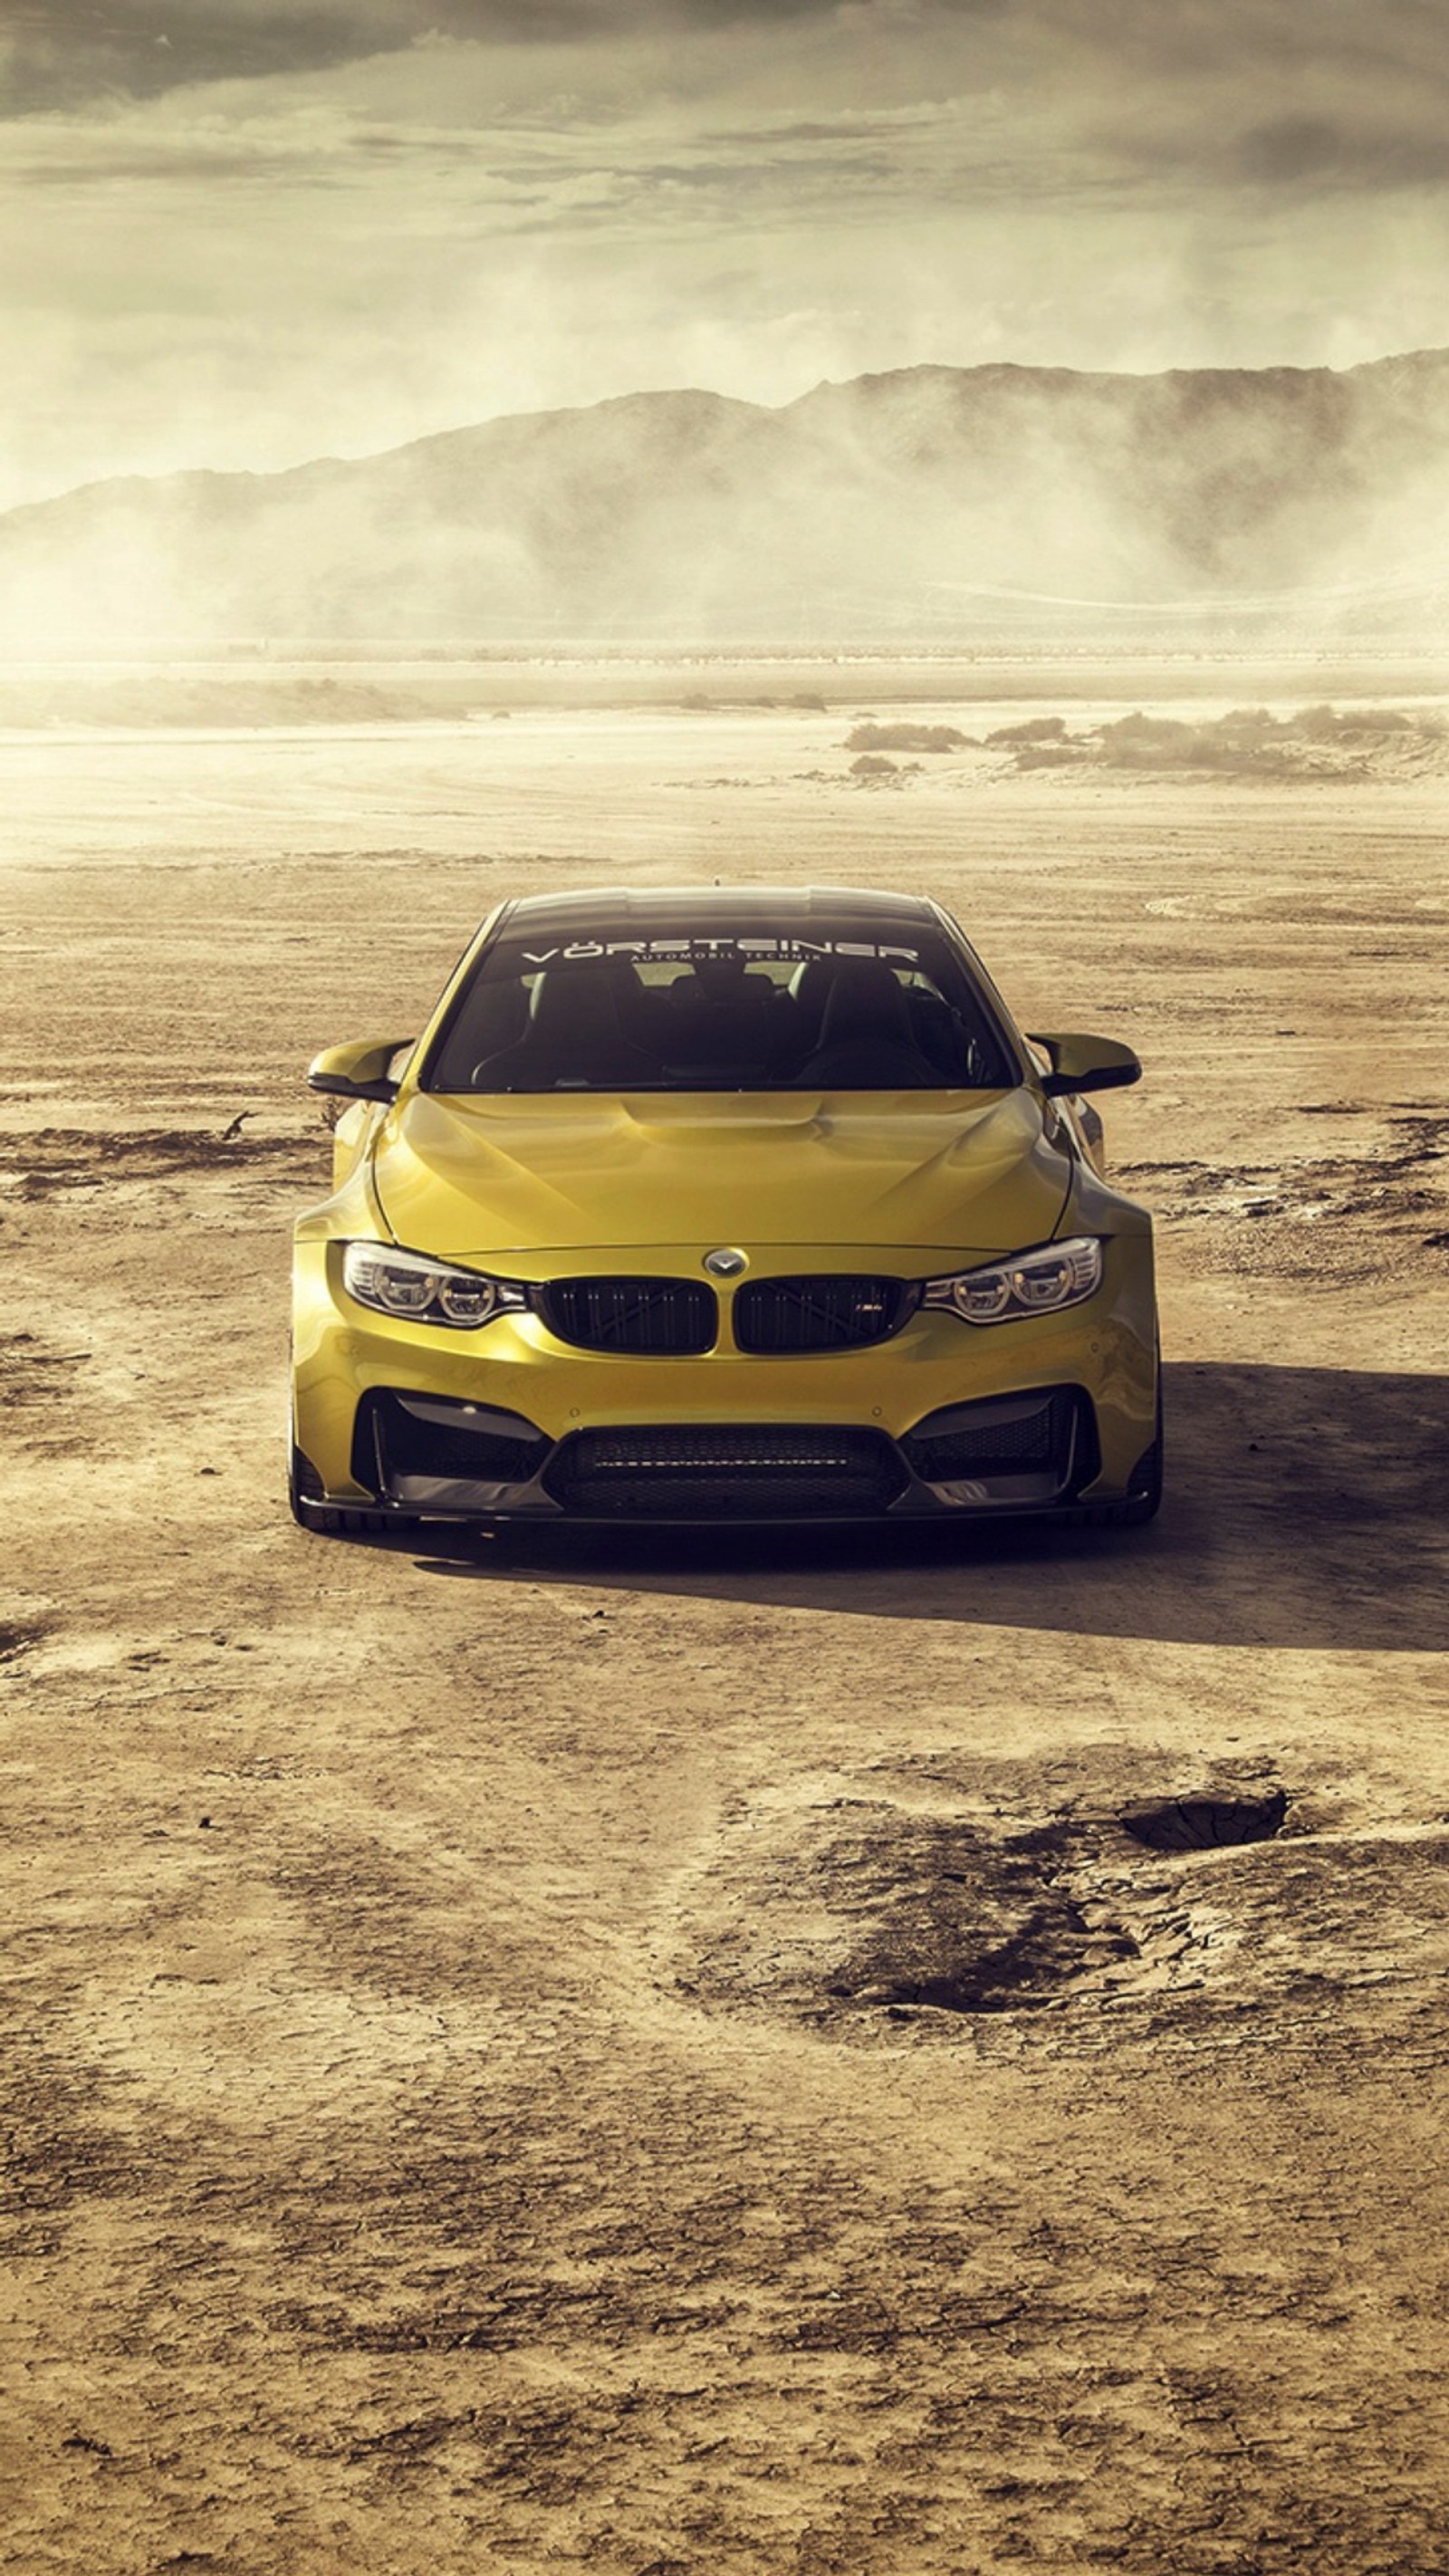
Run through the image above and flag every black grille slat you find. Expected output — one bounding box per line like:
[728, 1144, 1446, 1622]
[546, 1423, 907, 1518]
[540, 1277, 717, 1356]
[734, 1274, 911, 1353]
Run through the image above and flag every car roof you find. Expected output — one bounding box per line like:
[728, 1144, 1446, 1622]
[494, 885, 942, 932]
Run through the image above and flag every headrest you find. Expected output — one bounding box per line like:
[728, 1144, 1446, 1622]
[529, 966, 624, 1043]
[817, 958, 913, 1046]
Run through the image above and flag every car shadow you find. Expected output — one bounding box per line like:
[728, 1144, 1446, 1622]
[411, 1363, 1449, 1654]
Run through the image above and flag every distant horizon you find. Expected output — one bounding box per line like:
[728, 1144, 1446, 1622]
[5, 338, 1449, 660]
[10, 341, 1449, 522]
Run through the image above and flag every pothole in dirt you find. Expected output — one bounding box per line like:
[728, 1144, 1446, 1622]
[841, 1881, 1140, 2018]
[826, 1815, 1143, 2018]
[676, 1797, 1150, 2030]
[1119, 1788, 1289, 1853]
[671, 1754, 1449, 2052]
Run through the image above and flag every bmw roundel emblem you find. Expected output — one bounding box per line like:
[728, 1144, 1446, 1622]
[703, 1246, 748, 1279]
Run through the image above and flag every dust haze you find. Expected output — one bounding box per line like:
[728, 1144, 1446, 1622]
[5, 351, 1449, 654]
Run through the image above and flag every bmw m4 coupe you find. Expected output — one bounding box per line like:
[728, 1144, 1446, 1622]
[290, 887, 1160, 1533]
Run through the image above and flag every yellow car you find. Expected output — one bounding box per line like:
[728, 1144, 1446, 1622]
[290, 888, 1159, 1534]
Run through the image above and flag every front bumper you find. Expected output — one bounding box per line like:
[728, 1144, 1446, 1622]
[292, 1233, 1157, 1523]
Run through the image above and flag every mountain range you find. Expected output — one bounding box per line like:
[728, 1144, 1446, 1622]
[5, 351, 1449, 646]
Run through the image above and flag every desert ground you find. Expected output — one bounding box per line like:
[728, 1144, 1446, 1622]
[3, 652, 1448, 2575]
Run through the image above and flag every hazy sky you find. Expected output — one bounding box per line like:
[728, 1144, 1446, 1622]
[5, 0, 1449, 507]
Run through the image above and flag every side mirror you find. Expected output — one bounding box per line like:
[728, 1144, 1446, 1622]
[306, 1037, 414, 1105]
[1029, 1031, 1142, 1098]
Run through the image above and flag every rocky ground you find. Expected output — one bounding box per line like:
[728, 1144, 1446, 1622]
[2, 661, 1447, 2572]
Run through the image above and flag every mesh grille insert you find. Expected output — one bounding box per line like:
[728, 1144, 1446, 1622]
[540, 1277, 716, 1356]
[547, 1423, 907, 1518]
[903, 1389, 1079, 1485]
[733, 1274, 912, 1353]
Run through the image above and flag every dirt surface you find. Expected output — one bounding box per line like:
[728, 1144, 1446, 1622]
[3, 662, 1448, 2573]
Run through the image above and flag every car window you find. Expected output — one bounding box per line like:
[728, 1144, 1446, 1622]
[423, 928, 1016, 1094]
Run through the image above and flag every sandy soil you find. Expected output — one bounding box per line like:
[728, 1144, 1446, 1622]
[3, 665, 1448, 2574]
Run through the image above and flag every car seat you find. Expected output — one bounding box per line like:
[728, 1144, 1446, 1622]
[473, 965, 659, 1089]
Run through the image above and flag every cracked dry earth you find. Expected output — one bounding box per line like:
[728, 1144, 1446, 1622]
[3, 663, 1449, 2576]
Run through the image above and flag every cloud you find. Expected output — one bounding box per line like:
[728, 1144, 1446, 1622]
[1233, 111, 1449, 191]
[13, 0, 1449, 188]
[2, 3, 376, 112]
[8, 0, 1449, 125]
[0, 0, 881, 116]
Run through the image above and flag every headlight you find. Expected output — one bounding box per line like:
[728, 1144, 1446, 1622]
[341, 1242, 530, 1330]
[921, 1236, 1103, 1324]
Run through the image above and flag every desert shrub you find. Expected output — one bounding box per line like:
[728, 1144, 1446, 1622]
[845, 721, 970, 753]
[1290, 703, 1420, 740]
[1097, 710, 1293, 772]
[986, 716, 1070, 746]
[991, 699, 1449, 780]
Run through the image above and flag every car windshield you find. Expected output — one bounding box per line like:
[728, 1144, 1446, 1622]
[423, 919, 1018, 1094]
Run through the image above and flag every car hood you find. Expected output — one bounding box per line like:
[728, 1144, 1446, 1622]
[369, 1089, 1074, 1262]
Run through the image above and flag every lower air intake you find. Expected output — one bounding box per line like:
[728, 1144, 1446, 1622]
[357, 1390, 548, 1490]
[546, 1423, 907, 1518]
[902, 1387, 1082, 1488]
